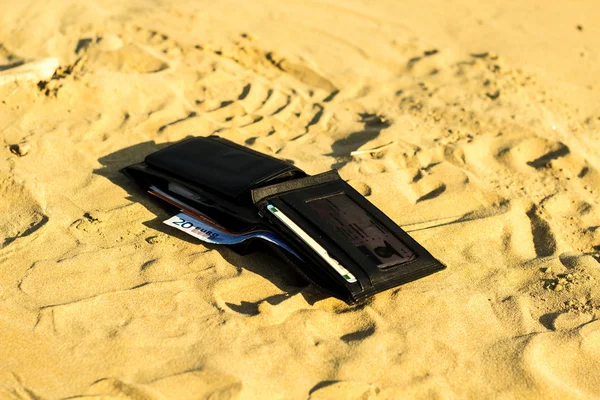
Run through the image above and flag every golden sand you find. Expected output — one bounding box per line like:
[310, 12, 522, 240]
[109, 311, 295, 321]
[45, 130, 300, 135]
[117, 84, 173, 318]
[1, 0, 599, 398]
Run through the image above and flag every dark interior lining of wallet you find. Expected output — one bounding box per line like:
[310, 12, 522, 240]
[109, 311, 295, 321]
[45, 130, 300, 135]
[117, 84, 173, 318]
[123, 163, 264, 230]
[259, 199, 365, 291]
[279, 188, 428, 286]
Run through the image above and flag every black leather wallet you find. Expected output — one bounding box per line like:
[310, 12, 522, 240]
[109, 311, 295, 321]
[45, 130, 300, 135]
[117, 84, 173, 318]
[122, 136, 445, 304]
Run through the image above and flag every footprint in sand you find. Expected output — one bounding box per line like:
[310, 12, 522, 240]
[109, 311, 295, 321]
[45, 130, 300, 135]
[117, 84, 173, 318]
[127, 33, 335, 145]
[77, 27, 182, 74]
[83, 371, 241, 399]
[521, 319, 600, 398]
[212, 269, 310, 322]
[495, 136, 569, 172]
[198, 36, 337, 92]
[309, 381, 378, 400]
[329, 113, 391, 170]
[0, 176, 47, 249]
[83, 40, 170, 74]
[495, 134, 599, 189]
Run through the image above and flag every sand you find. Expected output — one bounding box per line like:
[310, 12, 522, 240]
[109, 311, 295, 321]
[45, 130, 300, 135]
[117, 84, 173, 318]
[1, 0, 599, 398]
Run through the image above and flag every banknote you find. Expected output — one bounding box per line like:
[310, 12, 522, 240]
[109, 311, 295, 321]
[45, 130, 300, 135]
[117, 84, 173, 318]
[164, 212, 301, 259]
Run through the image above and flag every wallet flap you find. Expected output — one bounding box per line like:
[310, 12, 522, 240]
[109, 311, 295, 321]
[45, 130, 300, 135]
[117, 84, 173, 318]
[145, 136, 304, 199]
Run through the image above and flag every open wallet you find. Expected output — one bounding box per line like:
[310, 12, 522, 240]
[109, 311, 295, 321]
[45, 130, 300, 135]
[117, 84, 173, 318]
[122, 136, 445, 304]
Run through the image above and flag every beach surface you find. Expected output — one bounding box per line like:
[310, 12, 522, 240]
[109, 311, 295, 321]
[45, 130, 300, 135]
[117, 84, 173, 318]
[1, 1, 599, 398]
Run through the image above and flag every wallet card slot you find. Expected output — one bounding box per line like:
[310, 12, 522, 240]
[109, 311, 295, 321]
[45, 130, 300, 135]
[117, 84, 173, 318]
[123, 162, 263, 229]
[264, 198, 369, 290]
[264, 240, 350, 301]
[278, 195, 381, 285]
[280, 192, 431, 287]
[260, 177, 435, 288]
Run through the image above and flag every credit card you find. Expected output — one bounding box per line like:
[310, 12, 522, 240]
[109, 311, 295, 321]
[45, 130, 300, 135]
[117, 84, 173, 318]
[149, 185, 224, 230]
[168, 182, 214, 206]
[267, 204, 357, 283]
